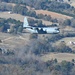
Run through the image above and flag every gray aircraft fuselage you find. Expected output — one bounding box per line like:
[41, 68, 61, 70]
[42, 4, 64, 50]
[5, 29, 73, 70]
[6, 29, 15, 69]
[23, 17, 60, 34]
[25, 27, 60, 34]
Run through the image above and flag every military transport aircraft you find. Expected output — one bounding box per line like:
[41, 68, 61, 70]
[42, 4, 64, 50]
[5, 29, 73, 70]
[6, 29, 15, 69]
[23, 17, 60, 34]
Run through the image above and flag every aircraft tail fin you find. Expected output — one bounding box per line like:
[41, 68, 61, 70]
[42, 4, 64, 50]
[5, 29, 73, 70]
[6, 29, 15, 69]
[23, 17, 30, 28]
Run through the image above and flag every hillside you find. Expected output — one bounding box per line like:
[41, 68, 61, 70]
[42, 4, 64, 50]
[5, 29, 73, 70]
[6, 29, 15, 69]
[0, 1, 75, 75]
[0, 12, 53, 25]
[41, 53, 75, 62]
[35, 10, 72, 20]
[0, 32, 30, 50]
[0, 2, 75, 62]
[0, 10, 72, 26]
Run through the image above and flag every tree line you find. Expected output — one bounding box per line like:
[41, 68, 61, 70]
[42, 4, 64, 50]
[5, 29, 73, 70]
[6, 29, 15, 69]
[0, 18, 23, 33]
[0, 2, 58, 23]
[1, 0, 75, 18]
[0, 39, 75, 75]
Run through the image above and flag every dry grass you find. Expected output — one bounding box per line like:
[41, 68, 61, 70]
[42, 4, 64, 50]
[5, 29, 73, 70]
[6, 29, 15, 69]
[0, 32, 30, 50]
[54, 36, 75, 51]
[70, 3, 75, 7]
[56, 36, 75, 45]
[35, 10, 72, 20]
[0, 12, 53, 25]
[41, 53, 75, 62]
[0, 12, 25, 22]
[65, 0, 75, 7]
[0, 11, 71, 26]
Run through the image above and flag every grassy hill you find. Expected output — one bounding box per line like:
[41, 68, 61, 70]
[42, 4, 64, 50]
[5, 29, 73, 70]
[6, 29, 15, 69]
[41, 53, 75, 62]
[0, 32, 30, 50]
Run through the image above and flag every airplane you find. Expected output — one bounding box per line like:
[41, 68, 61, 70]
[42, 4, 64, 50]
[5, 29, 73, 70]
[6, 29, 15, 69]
[23, 17, 60, 34]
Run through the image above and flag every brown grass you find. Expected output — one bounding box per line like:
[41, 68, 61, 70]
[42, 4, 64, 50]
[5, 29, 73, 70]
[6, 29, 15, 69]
[41, 53, 75, 62]
[0, 12, 25, 22]
[35, 10, 73, 20]
[0, 12, 53, 25]
[0, 32, 30, 50]
[54, 35, 75, 51]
